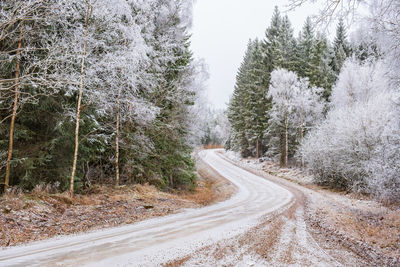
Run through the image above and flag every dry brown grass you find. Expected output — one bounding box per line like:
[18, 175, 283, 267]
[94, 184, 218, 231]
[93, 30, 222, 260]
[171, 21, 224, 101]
[203, 144, 224, 150]
[0, 183, 204, 247]
[180, 157, 235, 206]
[334, 209, 400, 257]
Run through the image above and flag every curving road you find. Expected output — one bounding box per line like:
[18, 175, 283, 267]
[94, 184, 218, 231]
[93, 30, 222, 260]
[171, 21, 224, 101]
[0, 149, 294, 266]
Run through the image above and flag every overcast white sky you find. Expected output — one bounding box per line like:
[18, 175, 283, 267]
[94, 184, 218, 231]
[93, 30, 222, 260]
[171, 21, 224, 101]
[190, 0, 324, 109]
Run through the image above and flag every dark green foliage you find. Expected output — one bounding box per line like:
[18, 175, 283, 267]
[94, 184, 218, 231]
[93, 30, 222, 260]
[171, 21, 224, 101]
[331, 18, 352, 75]
[296, 18, 336, 100]
[228, 40, 256, 157]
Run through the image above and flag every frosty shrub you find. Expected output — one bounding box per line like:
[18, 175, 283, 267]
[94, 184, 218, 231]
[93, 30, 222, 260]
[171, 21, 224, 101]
[300, 59, 400, 201]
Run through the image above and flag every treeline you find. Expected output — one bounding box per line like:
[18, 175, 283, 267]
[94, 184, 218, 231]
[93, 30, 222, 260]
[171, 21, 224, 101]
[227, 7, 351, 160]
[0, 0, 200, 195]
[199, 109, 230, 147]
[227, 5, 400, 201]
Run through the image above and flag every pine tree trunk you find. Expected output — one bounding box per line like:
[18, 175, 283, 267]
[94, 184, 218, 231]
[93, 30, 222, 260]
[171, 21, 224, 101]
[256, 138, 260, 158]
[114, 91, 121, 187]
[256, 139, 258, 158]
[4, 18, 24, 191]
[70, 3, 91, 197]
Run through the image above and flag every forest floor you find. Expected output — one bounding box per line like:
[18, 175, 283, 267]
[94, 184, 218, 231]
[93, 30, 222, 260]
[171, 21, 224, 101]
[0, 155, 235, 248]
[223, 151, 400, 266]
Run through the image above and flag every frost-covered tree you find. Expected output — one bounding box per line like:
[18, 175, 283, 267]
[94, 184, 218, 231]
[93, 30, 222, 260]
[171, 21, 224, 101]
[267, 69, 298, 167]
[287, 0, 400, 202]
[0, 0, 201, 194]
[276, 15, 297, 71]
[228, 39, 271, 158]
[68, 0, 93, 196]
[364, 0, 400, 85]
[310, 33, 336, 99]
[186, 59, 210, 146]
[227, 8, 334, 161]
[84, 0, 158, 187]
[300, 59, 400, 201]
[267, 68, 324, 167]
[0, 0, 71, 190]
[262, 6, 282, 76]
[199, 108, 231, 147]
[136, 0, 199, 189]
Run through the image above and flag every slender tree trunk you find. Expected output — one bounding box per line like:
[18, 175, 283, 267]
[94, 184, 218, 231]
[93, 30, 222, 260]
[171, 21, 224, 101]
[256, 138, 260, 158]
[299, 122, 304, 168]
[169, 175, 174, 188]
[4, 18, 24, 191]
[280, 118, 289, 168]
[70, 3, 91, 197]
[114, 90, 121, 187]
[279, 129, 285, 168]
[285, 118, 289, 167]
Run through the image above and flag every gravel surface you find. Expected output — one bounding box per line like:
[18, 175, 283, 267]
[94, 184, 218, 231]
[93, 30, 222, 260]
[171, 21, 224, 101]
[0, 149, 292, 266]
[1, 149, 398, 266]
[222, 150, 400, 267]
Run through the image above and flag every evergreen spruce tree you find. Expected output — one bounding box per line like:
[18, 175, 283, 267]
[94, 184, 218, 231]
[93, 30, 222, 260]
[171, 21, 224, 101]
[262, 6, 282, 79]
[228, 40, 255, 157]
[243, 40, 270, 157]
[331, 18, 352, 75]
[277, 15, 297, 71]
[297, 17, 315, 78]
[296, 18, 335, 100]
[311, 33, 336, 100]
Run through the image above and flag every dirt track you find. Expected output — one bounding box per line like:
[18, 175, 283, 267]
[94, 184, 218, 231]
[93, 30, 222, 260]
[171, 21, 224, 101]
[0, 149, 393, 266]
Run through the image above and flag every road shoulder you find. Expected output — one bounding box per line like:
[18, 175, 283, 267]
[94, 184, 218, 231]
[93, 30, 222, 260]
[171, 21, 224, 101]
[220, 151, 400, 266]
[0, 152, 235, 248]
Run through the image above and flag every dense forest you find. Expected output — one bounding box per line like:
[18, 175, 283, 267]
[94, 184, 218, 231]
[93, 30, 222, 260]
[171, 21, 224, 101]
[0, 0, 205, 195]
[227, 3, 400, 202]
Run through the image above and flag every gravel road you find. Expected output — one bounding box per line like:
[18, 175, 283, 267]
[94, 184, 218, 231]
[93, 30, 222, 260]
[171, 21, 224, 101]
[0, 149, 342, 266]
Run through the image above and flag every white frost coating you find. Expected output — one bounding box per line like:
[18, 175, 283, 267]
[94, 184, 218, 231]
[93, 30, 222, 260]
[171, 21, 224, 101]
[268, 68, 325, 130]
[0, 149, 292, 266]
[300, 58, 400, 200]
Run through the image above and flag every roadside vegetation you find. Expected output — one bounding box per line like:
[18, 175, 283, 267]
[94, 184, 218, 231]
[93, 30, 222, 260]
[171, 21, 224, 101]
[223, 152, 400, 264]
[0, 0, 208, 196]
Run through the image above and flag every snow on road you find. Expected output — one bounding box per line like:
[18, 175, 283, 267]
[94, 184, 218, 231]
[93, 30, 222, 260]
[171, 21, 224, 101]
[0, 149, 294, 266]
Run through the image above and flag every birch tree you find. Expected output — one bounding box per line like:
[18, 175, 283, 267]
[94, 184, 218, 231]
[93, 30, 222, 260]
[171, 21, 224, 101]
[0, 0, 65, 190]
[267, 68, 324, 167]
[3, 7, 24, 191]
[0, 0, 200, 193]
[267, 69, 299, 167]
[69, 1, 92, 196]
[90, 0, 158, 186]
